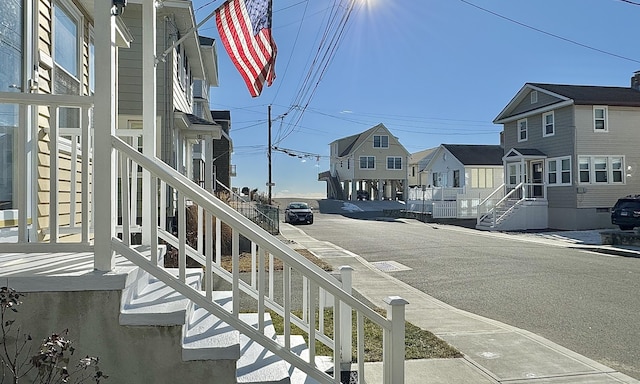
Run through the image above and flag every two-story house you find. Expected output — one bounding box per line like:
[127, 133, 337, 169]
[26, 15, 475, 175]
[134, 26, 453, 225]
[117, 2, 221, 226]
[486, 72, 640, 230]
[321, 123, 410, 201]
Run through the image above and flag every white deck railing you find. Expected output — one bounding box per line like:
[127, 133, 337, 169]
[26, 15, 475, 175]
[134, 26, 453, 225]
[1, 93, 407, 383]
[113, 136, 407, 383]
[0, 92, 93, 251]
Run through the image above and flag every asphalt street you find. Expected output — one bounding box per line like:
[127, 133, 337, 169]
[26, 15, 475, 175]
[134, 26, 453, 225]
[283, 201, 640, 380]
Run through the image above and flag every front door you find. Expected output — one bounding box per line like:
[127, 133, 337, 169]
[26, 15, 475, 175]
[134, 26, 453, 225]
[531, 161, 544, 198]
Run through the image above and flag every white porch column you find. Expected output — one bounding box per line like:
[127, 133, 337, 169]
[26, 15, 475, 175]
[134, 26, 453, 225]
[93, 1, 117, 271]
[142, 1, 157, 245]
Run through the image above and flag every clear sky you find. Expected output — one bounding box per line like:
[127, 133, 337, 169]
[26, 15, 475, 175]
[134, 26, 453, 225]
[192, 0, 640, 199]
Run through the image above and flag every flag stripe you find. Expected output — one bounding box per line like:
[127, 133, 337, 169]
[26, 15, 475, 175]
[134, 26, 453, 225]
[215, 0, 276, 97]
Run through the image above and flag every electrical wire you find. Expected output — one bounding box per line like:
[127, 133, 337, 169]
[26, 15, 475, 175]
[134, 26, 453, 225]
[460, 0, 640, 64]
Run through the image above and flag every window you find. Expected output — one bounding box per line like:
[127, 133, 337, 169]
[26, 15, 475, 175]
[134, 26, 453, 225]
[387, 157, 402, 170]
[373, 135, 389, 148]
[0, 0, 23, 210]
[359, 156, 375, 169]
[53, 2, 81, 95]
[594, 157, 607, 182]
[578, 156, 625, 184]
[546, 157, 571, 186]
[517, 118, 528, 142]
[612, 157, 623, 182]
[470, 168, 494, 188]
[593, 106, 608, 132]
[453, 170, 460, 187]
[543, 111, 554, 137]
[507, 163, 526, 186]
[530, 90, 538, 104]
[432, 172, 439, 187]
[579, 157, 590, 183]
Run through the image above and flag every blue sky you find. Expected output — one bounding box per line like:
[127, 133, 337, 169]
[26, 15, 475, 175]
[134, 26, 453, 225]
[192, 0, 640, 198]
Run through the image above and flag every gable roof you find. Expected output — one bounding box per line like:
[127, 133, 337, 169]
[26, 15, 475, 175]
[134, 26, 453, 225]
[494, 82, 640, 123]
[442, 144, 504, 166]
[531, 83, 640, 106]
[409, 147, 437, 164]
[331, 123, 408, 157]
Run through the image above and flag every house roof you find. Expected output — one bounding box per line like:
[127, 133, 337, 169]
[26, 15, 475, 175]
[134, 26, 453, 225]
[494, 82, 640, 123]
[442, 144, 504, 166]
[530, 83, 640, 106]
[408, 147, 437, 164]
[332, 123, 404, 157]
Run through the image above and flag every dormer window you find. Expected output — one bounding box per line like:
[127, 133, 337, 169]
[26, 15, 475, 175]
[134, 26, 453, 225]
[373, 135, 388, 148]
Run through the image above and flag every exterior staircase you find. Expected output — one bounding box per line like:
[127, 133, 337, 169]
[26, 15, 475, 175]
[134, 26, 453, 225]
[120, 265, 331, 384]
[476, 198, 521, 230]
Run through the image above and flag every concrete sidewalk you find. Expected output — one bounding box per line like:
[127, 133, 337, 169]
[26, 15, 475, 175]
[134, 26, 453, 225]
[279, 224, 640, 384]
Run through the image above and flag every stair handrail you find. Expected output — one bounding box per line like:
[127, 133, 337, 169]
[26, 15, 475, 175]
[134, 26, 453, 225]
[112, 136, 406, 383]
[476, 183, 505, 225]
[214, 180, 279, 234]
[490, 182, 525, 228]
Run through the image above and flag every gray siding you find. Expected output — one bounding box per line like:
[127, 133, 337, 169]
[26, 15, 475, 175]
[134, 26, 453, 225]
[510, 90, 564, 116]
[504, 106, 575, 158]
[574, 105, 640, 208]
[118, 5, 170, 117]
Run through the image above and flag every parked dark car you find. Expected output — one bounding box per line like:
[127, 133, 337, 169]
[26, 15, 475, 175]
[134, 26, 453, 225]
[611, 195, 640, 230]
[356, 190, 369, 201]
[284, 202, 314, 224]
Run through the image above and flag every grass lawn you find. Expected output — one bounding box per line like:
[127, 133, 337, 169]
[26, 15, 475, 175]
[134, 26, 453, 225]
[220, 248, 461, 361]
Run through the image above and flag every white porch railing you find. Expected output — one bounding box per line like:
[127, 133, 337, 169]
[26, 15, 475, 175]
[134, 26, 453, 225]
[0, 92, 93, 251]
[113, 136, 407, 384]
[1, 93, 408, 383]
[407, 186, 463, 201]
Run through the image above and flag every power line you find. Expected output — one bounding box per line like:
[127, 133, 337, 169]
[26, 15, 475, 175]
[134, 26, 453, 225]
[619, 0, 640, 5]
[460, 0, 640, 64]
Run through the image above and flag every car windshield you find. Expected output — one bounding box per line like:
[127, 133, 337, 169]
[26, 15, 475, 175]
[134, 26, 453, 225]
[617, 201, 640, 210]
[288, 203, 309, 209]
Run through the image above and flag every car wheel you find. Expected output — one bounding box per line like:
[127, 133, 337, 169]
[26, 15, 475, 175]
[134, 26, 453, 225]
[308, 219, 314, 224]
[619, 225, 634, 230]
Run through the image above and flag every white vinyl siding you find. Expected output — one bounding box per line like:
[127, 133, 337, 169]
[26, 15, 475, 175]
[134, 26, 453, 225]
[359, 156, 375, 169]
[518, 118, 528, 142]
[593, 106, 608, 132]
[386, 156, 402, 170]
[546, 157, 571, 186]
[543, 111, 554, 137]
[578, 156, 624, 185]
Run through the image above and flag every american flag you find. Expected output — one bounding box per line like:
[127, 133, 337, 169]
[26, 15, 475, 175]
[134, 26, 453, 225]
[215, 0, 277, 97]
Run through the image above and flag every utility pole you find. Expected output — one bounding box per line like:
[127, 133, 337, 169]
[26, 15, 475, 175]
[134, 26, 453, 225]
[268, 105, 272, 204]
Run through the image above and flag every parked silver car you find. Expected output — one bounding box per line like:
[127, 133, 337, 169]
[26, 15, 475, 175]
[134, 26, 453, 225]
[284, 202, 314, 224]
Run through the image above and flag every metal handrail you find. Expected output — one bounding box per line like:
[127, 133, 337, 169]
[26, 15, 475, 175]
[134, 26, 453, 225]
[476, 183, 506, 225]
[215, 180, 279, 234]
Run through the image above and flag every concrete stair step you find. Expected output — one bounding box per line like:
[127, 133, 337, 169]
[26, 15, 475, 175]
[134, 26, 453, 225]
[276, 335, 333, 384]
[119, 268, 201, 326]
[237, 313, 291, 384]
[182, 291, 240, 361]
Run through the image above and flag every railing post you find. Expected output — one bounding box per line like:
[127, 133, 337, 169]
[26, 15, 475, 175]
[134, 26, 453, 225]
[383, 296, 408, 384]
[93, 0, 117, 271]
[339, 266, 353, 368]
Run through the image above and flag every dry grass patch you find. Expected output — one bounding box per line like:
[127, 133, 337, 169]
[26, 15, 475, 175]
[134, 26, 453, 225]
[269, 307, 461, 361]
[220, 249, 333, 273]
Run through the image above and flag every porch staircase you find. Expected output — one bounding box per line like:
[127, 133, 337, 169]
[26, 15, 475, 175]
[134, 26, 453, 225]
[476, 198, 521, 231]
[120, 265, 332, 384]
